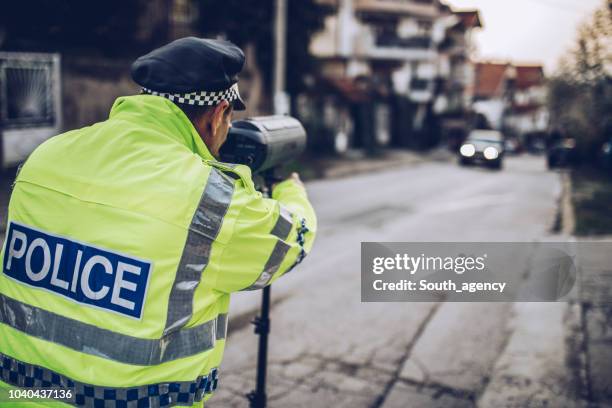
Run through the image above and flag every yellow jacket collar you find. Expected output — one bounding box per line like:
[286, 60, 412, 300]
[109, 94, 216, 162]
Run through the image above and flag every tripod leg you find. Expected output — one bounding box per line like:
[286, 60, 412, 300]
[248, 176, 277, 407]
[247, 286, 271, 408]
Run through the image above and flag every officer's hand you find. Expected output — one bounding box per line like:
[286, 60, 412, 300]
[287, 172, 304, 188]
[273, 172, 304, 190]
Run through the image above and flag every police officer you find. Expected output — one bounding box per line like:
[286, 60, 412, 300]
[0, 37, 316, 407]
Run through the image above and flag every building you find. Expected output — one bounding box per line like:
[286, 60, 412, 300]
[473, 62, 548, 140]
[505, 65, 549, 138]
[472, 62, 514, 130]
[307, 0, 482, 153]
[434, 8, 482, 148]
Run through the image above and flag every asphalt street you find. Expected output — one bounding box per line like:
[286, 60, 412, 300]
[211, 154, 586, 407]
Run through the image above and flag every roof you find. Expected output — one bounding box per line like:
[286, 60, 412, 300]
[474, 62, 509, 98]
[353, 0, 441, 17]
[511, 103, 544, 114]
[454, 10, 483, 29]
[515, 65, 545, 90]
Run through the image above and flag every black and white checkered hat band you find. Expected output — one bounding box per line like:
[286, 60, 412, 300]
[142, 83, 241, 106]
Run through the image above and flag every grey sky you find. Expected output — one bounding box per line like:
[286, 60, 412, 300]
[447, 0, 603, 74]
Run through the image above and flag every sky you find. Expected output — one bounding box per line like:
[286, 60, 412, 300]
[446, 0, 604, 74]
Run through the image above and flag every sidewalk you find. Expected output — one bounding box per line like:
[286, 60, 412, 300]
[567, 170, 612, 405]
[575, 238, 612, 405]
[303, 147, 453, 180]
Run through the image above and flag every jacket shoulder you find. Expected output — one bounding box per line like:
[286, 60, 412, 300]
[205, 161, 256, 195]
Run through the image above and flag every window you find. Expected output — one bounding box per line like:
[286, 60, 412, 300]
[410, 78, 429, 91]
[1, 61, 55, 128]
[417, 20, 432, 36]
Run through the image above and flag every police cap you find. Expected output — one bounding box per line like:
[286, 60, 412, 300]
[131, 37, 246, 110]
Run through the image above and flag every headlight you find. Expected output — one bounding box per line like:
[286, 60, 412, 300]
[460, 144, 475, 157]
[484, 146, 499, 160]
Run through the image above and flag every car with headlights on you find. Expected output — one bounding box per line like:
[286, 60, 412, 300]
[459, 130, 505, 169]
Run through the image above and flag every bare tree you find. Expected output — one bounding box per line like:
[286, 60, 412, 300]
[548, 0, 612, 159]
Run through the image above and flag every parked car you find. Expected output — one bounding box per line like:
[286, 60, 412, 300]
[547, 138, 578, 169]
[504, 137, 521, 155]
[458, 130, 505, 169]
[525, 132, 548, 154]
[599, 138, 612, 172]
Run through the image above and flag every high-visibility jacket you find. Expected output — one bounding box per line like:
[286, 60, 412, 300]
[0, 94, 316, 407]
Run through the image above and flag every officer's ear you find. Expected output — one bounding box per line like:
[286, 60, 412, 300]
[211, 100, 231, 130]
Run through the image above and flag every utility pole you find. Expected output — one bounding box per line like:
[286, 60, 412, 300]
[338, 0, 354, 58]
[273, 0, 289, 115]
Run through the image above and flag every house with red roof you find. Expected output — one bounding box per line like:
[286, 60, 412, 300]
[505, 65, 549, 136]
[472, 62, 548, 137]
[472, 62, 514, 129]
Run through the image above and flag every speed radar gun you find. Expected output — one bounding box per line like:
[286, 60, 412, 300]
[219, 116, 306, 408]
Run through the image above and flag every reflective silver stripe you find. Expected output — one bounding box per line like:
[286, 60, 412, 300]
[164, 169, 234, 335]
[0, 293, 226, 366]
[0, 352, 219, 407]
[216, 313, 228, 340]
[270, 205, 293, 240]
[242, 206, 294, 291]
[243, 240, 292, 291]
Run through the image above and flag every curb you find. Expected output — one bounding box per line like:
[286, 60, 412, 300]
[322, 156, 425, 179]
[561, 171, 576, 236]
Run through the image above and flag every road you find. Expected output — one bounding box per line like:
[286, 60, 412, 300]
[211, 154, 586, 407]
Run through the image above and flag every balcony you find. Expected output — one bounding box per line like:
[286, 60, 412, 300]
[410, 89, 433, 103]
[355, 29, 437, 61]
[354, 0, 439, 18]
[407, 77, 432, 102]
[376, 34, 431, 49]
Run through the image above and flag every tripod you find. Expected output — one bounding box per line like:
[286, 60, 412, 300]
[247, 172, 279, 408]
[246, 285, 271, 408]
